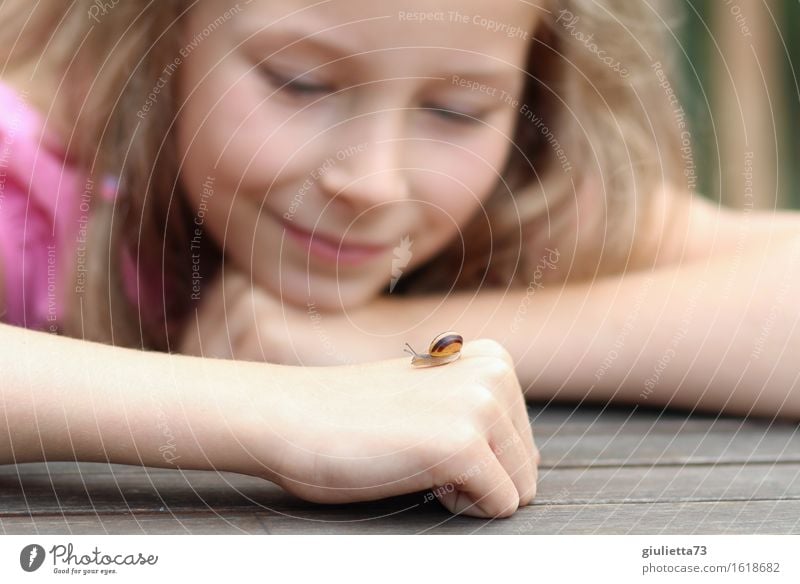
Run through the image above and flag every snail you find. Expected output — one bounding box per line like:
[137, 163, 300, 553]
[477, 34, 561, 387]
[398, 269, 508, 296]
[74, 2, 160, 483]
[403, 331, 463, 368]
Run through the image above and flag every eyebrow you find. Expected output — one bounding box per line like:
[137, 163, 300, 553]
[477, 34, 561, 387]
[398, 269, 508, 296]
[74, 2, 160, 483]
[240, 19, 391, 59]
[445, 69, 522, 84]
[242, 24, 522, 80]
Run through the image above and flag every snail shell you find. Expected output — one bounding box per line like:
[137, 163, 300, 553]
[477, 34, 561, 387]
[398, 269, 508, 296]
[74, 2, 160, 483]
[404, 331, 463, 368]
[429, 332, 463, 356]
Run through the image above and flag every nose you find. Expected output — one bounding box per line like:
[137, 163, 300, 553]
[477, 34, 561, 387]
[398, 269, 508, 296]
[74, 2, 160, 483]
[318, 110, 410, 209]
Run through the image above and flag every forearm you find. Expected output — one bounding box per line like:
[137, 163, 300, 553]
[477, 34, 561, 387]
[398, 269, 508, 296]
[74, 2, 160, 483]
[514, 236, 800, 419]
[0, 323, 291, 477]
[354, 235, 800, 419]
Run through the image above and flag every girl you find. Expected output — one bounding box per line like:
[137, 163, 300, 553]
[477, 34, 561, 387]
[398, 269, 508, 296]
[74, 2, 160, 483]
[0, 0, 797, 521]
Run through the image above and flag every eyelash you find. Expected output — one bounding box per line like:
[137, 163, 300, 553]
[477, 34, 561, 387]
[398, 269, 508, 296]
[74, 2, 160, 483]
[262, 68, 331, 96]
[424, 105, 484, 125]
[262, 67, 486, 124]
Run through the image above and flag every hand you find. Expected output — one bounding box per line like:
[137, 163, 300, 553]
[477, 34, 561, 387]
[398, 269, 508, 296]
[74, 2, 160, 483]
[179, 267, 407, 366]
[232, 338, 540, 518]
[178, 267, 313, 364]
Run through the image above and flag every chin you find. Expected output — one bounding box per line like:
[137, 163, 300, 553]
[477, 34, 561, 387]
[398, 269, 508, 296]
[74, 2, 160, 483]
[304, 288, 373, 313]
[321, 285, 389, 314]
[268, 270, 378, 314]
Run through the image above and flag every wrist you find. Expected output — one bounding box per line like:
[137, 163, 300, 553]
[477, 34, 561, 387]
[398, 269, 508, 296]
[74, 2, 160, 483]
[156, 355, 281, 484]
[0, 325, 297, 484]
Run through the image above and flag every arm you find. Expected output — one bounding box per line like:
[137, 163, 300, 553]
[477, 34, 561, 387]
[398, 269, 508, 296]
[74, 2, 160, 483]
[0, 322, 286, 476]
[2, 321, 539, 518]
[359, 232, 800, 419]
[274, 191, 800, 419]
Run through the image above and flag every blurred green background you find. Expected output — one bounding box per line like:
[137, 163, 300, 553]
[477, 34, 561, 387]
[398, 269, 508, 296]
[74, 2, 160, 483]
[676, 1, 799, 209]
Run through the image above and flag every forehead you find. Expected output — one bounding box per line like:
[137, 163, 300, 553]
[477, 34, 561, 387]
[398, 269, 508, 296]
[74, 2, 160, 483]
[226, 0, 541, 67]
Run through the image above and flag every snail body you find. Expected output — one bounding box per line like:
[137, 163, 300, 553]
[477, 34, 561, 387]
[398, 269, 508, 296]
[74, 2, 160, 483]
[403, 331, 463, 368]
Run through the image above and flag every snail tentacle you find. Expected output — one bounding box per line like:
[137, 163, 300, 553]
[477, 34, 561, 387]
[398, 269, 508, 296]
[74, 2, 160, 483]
[404, 332, 463, 367]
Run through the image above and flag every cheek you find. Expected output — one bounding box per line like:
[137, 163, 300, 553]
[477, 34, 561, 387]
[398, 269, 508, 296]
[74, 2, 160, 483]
[178, 56, 325, 192]
[406, 129, 511, 262]
[412, 131, 509, 222]
[411, 170, 489, 260]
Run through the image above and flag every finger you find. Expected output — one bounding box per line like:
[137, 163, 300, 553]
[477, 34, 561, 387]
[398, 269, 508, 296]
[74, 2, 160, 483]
[191, 269, 249, 359]
[459, 338, 506, 360]
[463, 339, 539, 496]
[435, 442, 519, 518]
[201, 277, 236, 358]
[481, 341, 540, 492]
[181, 298, 227, 358]
[222, 269, 262, 353]
[504, 382, 539, 494]
[486, 410, 537, 506]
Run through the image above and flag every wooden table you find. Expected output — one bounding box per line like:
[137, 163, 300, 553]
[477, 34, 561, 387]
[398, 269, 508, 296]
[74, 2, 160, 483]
[2, 404, 799, 534]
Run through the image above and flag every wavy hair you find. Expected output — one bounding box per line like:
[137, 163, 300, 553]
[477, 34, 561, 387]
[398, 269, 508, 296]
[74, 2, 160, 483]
[0, 0, 684, 350]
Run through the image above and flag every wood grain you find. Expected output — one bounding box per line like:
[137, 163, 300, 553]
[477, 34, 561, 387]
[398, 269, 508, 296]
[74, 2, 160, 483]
[1, 405, 797, 534]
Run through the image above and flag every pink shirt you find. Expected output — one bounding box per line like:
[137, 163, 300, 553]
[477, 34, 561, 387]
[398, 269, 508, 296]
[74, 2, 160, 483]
[0, 80, 156, 332]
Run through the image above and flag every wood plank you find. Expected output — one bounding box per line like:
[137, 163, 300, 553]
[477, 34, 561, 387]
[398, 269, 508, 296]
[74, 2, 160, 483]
[1, 461, 798, 516]
[535, 463, 800, 505]
[531, 405, 800, 467]
[0, 466, 294, 516]
[1, 404, 797, 534]
[3, 405, 791, 476]
[528, 404, 790, 435]
[0, 464, 428, 517]
[263, 500, 800, 534]
[539, 427, 800, 467]
[0, 512, 270, 535]
[4, 421, 797, 480]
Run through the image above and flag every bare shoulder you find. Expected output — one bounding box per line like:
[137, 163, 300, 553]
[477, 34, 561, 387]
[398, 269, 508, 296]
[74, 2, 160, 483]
[638, 185, 800, 269]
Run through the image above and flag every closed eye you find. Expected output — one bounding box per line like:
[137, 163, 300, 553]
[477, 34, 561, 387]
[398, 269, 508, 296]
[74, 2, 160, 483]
[261, 67, 332, 96]
[423, 104, 484, 124]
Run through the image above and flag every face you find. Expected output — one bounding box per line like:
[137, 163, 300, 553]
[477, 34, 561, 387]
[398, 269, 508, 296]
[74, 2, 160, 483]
[177, 0, 537, 311]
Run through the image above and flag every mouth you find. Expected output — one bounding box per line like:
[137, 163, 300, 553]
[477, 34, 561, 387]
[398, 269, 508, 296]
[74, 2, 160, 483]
[280, 217, 392, 266]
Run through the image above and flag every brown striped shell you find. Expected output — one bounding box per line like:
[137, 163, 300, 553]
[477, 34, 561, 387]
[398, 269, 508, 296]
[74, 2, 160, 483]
[403, 331, 464, 367]
[429, 331, 463, 357]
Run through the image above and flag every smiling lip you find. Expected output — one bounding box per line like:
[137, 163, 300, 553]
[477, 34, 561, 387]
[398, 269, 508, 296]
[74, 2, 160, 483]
[281, 218, 391, 266]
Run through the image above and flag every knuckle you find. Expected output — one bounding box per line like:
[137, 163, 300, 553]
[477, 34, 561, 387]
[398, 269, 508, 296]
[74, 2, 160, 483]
[472, 338, 514, 367]
[427, 432, 485, 486]
[427, 426, 482, 467]
[479, 356, 515, 384]
[467, 386, 503, 424]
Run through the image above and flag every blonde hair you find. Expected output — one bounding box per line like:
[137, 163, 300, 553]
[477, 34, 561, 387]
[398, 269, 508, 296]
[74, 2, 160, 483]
[0, 0, 684, 351]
